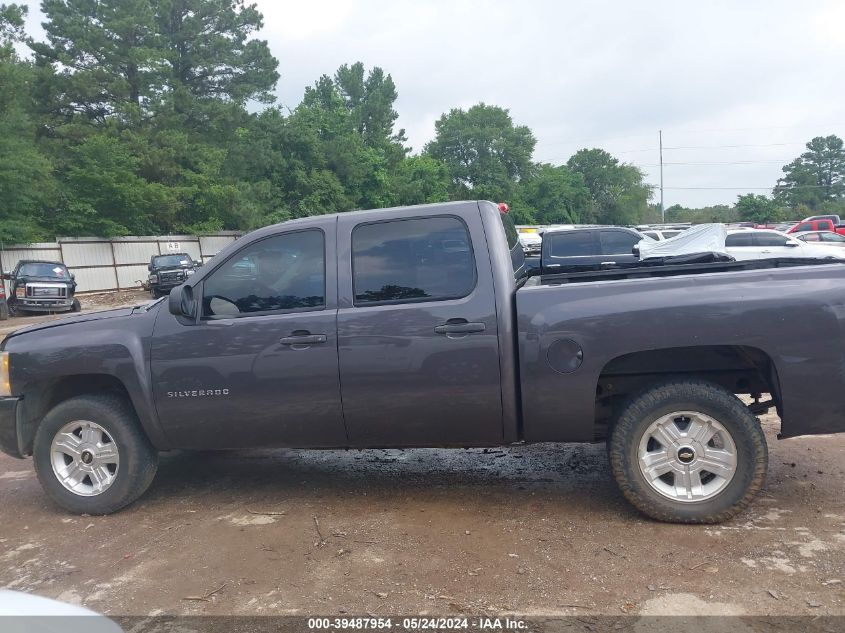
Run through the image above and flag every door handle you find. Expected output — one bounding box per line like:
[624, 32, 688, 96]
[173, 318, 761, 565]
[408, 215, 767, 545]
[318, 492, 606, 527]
[280, 334, 327, 345]
[434, 322, 486, 334]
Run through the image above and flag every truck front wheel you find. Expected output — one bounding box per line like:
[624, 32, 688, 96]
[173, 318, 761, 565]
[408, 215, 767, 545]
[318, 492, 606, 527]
[32, 394, 158, 514]
[608, 380, 767, 524]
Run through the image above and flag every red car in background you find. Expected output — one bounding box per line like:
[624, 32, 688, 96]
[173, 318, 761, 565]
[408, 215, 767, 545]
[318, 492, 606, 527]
[785, 216, 845, 236]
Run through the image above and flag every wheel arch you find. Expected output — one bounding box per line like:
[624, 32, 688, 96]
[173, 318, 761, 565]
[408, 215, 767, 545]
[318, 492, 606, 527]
[594, 345, 782, 441]
[17, 374, 151, 457]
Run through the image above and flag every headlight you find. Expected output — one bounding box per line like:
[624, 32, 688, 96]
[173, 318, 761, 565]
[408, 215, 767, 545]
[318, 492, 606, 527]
[15, 287, 25, 298]
[186, 269, 195, 276]
[0, 352, 10, 397]
[148, 274, 157, 282]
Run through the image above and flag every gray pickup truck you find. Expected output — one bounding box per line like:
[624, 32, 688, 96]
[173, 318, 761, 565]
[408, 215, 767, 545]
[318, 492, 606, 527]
[1, 201, 842, 523]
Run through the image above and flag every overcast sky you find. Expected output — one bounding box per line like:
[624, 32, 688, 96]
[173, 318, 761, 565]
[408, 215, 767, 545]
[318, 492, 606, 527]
[20, 0, 845, 208]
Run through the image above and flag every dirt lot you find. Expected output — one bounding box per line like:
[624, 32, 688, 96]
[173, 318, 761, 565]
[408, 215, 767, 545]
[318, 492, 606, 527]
[0, 407, 843, 618]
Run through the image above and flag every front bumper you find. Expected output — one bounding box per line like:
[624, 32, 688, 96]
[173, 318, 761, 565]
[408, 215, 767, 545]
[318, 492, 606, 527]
[0, 397, 23, 458]
[16, 298, 74, 311]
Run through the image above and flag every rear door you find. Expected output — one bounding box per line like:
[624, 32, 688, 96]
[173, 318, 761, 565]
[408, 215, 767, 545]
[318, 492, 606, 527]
[598, 229, 640, 265]
[753, 231, 797, 258]
[336, 206, 503, 446]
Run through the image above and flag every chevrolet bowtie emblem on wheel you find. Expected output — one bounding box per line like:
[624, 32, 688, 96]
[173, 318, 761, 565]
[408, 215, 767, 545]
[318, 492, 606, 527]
[677, 448, 695, 464]
[167, 389, 230, 398]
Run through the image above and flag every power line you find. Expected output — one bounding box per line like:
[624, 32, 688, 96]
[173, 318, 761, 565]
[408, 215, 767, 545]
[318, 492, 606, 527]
[663, 185, 831, 191]
[662, 142, 804, 150]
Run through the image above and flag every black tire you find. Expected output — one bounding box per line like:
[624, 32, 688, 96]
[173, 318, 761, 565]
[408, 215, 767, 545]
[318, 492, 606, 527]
[0, 302, 8, 321]
[70, 298, 81, 312]
[608, 380, 767, 524]
[7, 299, 20, 317]
[152, 288, 162, 299]
[33, 394, 158, 514]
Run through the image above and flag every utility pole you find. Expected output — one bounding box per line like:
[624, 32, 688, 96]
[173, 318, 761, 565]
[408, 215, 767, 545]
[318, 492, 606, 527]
[659, 130, 665, 223]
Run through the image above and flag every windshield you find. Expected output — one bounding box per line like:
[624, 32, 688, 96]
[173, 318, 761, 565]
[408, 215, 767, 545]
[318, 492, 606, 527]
[18, 262, 70, 279]
[153, 254, 192, 268]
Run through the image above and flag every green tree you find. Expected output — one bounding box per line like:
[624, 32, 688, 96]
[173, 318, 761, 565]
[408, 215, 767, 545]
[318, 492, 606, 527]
[774, 135, 845, 210]
[32, 0, 163, 121]
[0, 3, 26, 44]
[735, 194, 787, 225]
[0, 5, 58, 242]
[512, 164, 589, 224]
[566, 148, 652, 224]
[390, 155, 450, 206]
[334, 62, 407, 159]
[424, 103, 536, 202]
[155, 0, 279, 108]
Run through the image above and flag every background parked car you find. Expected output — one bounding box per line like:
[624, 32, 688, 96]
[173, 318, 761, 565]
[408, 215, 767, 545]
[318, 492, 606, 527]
[725, 229, 845, 261]
[773, 221, 801, 232]
[2, 260, 79, 316]
[641, 228, 684, 241]
[786, 215, 845, 234]
[516, 226, 542, 255]
[795, 231, 845, 247]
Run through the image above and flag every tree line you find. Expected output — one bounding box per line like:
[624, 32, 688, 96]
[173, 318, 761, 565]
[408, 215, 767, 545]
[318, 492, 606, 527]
[0, 1, 843, 244]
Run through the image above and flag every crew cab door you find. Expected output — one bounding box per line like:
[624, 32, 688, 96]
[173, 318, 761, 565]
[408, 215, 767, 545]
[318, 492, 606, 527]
[336, 206, 503, 446]
[149, 220, 347, 449]
[597, 229, 640, 266]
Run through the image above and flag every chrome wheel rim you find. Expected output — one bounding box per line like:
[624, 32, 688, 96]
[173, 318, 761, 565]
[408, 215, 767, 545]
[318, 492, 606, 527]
[637, 411, 737, 503]
[50, 420, 120, 496]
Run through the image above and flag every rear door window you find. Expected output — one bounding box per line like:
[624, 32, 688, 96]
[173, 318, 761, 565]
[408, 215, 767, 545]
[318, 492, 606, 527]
[753, 232, 790, 247]
[726, 233, 753, 247]
[352, 216, 476, 306]
[599, 230, 640, 255]
[548, 232, 597, 257]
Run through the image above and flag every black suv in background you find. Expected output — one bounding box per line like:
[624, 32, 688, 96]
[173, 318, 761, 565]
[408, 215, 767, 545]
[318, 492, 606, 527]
[2, 260, 79, 315]
[539, 226, 646, 273]
[147, 253, 199, 298]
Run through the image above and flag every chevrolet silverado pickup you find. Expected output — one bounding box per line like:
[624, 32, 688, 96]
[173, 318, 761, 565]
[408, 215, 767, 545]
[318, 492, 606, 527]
[1, 200, 843, 523]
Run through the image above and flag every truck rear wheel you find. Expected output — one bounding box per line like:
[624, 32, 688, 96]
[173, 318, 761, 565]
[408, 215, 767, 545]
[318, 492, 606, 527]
[33, 394, 158, 514]
[608, 380, 767, 523]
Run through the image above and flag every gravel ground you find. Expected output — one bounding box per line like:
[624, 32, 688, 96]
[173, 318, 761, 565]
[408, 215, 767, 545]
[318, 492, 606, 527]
[0, 410, 843, 618]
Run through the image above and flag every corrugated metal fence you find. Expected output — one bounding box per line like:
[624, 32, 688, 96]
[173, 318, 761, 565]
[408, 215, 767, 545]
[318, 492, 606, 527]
[0, 232, 241, 293]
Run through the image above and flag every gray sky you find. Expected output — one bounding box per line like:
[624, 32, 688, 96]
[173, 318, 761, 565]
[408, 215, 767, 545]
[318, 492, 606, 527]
[21, 0, 845, 208]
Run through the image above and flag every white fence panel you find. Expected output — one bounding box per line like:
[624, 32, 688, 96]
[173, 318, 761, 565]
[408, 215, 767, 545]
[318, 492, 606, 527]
[112, 241, 160, 265]
[199, 234, 239, 257]
[117, 264, 151, 290]
[0, 245, 63, 273]
[60, 241, 113, 267]
[71, 266, 118, 293]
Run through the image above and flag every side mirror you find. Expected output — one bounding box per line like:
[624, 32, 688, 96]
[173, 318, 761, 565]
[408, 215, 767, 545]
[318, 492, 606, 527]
[168, 284, 196, 319]
[147, 264, 153, 272]
[194, 260, 202, 267]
